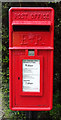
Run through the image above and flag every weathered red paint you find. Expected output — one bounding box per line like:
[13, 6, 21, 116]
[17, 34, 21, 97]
[9, 7, 54, 111]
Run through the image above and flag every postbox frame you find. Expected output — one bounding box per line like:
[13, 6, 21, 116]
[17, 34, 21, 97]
[9, 7, 54, 111]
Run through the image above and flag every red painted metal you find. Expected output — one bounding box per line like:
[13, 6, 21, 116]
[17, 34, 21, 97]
[9, 7, 54, 111]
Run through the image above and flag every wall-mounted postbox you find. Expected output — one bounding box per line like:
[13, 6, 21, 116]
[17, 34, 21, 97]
[9, 7, 54, 111]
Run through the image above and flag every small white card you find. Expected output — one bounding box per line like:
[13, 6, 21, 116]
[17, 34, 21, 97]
[23, 60, 40, 92]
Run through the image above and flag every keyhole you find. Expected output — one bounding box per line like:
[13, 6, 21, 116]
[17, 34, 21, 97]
[18, 77, 20, 80]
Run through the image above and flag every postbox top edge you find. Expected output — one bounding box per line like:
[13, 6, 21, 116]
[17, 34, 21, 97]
[9, 7, 54, 12]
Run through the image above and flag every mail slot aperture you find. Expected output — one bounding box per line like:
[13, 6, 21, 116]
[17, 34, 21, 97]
[9, 7, 54, 111]
[13, 25, 50, 31]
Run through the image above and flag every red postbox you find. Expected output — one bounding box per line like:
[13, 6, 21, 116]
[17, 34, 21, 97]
[9, 7, 54, 111]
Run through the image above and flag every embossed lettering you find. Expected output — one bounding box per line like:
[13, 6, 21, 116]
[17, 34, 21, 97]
[13, 11, 50, 21]
[20, 33, 42, 45]
[46, 13, 49, 19]
[14, 12, 28, 20]
[21, 35, 28, 45]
